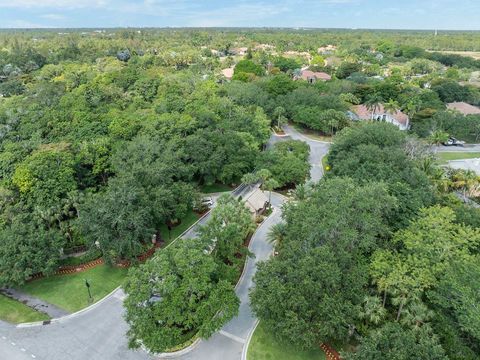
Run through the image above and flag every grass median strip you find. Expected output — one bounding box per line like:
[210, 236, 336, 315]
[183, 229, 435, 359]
[0, 294, 50, 324]
[437, 152, 480, 164]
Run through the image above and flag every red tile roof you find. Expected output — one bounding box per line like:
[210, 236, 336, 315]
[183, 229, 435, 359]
[447, 102, 480, 115]
[301, 70, 331, 81]
[352, 104, 409, 127]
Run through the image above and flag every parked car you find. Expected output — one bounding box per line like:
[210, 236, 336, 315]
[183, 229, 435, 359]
[443, 137, 465, 146]
[201, 197, 214, 208]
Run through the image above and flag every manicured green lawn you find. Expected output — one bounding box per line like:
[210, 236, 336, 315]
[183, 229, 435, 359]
[20, 265, 127, 313]
[437, 152, 480, 164]
[248, 322, 326, 360]
[159, 210, 200, 244]
[0, 294, 50, 324]
[200, 183, 232, 193]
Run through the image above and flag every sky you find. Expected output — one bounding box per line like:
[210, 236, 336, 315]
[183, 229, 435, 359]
[0, 0, 479, 30]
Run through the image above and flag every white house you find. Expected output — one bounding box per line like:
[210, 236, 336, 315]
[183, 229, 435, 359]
[350, 104, 410, 131]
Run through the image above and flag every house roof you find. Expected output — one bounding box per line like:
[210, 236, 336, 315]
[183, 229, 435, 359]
[352, 104, 409, 127]
[447, 102, 480, 115]
[221, 67, 235, 79]
[300, 70, 331, 81]
[244, 188, 268, 214]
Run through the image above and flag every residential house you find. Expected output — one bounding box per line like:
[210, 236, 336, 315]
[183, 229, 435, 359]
[283, 51, 312, 62]
[317, 45, 337, 55]
[447, 102, 480, 116]
[295, 69, 332, 83]
[221, 67, 235, 81]
[350, 104, 410, 131]
[254, 44, 275, 52]
[229, 47, 249, 56]
[244, 188, 269, 217]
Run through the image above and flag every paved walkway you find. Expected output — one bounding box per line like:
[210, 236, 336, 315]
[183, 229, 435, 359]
[1, 288, 70, 318]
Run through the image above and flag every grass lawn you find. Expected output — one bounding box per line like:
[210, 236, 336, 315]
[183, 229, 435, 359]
[200, 183, 233, 193]
[248, 322, 326, 360]
[20, 265, 127, 313]
[0, 294, 50, 324]
[437, 152, 480, 164]
[159, 209, 200, 244]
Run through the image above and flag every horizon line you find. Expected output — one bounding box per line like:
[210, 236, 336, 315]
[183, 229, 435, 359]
[0, 26, 480, 32]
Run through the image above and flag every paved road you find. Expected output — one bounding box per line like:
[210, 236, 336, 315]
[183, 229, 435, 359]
[0, 191, 283, 360]
[436, 144, 480, 152]
[0, 291, 149, 360]
[276, 125, 331, 182]
[180, 193, 285, 360]
[0, 128, 326, 360]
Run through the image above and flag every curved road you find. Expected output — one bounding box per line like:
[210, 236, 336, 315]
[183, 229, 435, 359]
[270, 125, 330, 182]
[0, 127, 328, 360]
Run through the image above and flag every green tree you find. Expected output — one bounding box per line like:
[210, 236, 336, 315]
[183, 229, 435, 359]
[199, 194, 255, 281]
[371, 206, 480, 322]
[78, 176, 154, 263]
[346, 323, 447, 360]
[124, 240, 239, 352]
[429, 257, 480, 342]
[251, 178, 395, 348]
[12, 144, 77, 209]
[0, 216, 64, 286]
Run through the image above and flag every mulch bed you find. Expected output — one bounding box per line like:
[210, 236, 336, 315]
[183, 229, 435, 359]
[28, 243, 162, 282]
[320, 343, 342, 360]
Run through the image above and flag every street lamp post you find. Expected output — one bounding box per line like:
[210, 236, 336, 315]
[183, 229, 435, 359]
[85, 279, 93, 303]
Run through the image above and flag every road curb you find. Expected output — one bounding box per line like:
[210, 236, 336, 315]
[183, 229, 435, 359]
[16, 285, 122, 328]
[241, 319, 259, 360]
[154, 338, 202, 359]
[235, 207, 277, 291]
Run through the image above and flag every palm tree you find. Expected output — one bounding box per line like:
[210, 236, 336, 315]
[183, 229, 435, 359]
[400, 300, 434, 331]
[405, 99, 421, 119]
[266, 222, 287, 247]
[428, 130, 449, 146]
[264, 178, 279, 204]
[428, 166, 451, 193]
[383, 99, 400, 116]
[273, 106, 287, 129]
[365, 94, 383, 120]
[293, 68, 302, 79]
[450, 169, 480, 200]
[359, 296, 387, 326]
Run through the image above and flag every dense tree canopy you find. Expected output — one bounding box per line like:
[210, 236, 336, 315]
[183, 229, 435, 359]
[124, 240, 239, 352]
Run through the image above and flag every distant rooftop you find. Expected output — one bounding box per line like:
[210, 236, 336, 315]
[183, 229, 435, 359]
[447, 102, 480, 115]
